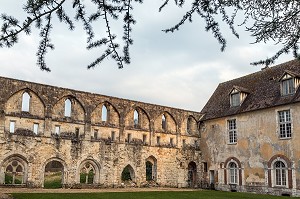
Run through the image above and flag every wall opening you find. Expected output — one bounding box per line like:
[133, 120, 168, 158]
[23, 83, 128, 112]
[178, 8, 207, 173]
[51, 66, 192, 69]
[44, 160, 64, 189]
[188, 161, 197, 188]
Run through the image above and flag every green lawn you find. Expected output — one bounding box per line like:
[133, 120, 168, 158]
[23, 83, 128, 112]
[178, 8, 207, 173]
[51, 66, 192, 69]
[11, 190, 298, 199]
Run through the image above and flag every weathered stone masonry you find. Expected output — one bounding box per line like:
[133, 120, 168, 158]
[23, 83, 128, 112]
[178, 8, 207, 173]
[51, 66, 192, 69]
[0, 76, 202, 188]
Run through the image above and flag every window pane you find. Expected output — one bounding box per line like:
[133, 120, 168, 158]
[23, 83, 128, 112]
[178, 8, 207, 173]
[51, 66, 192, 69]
[278, 110, 292, 138]
[134, 110, 139, 126]
[33, 123, 39, 134]
[9, 121, 15, 133]
[21, 92, 30, 112]
[102, 105, 107, 122]
[231, 93, 240, 106]
[64, 99, 71, 117]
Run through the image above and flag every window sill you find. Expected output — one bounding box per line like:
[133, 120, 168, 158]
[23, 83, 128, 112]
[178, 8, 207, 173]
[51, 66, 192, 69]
[279, 137, 292, 140]
[228, 142, 237, 145]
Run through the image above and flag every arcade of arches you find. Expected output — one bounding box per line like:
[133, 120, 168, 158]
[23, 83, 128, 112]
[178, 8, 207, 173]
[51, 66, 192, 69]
[0, 76, 202, 188]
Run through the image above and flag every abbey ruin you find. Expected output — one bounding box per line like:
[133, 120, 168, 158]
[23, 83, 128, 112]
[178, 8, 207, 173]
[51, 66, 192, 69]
[2, 59, 300, 197]
[0, 76, 202, 188]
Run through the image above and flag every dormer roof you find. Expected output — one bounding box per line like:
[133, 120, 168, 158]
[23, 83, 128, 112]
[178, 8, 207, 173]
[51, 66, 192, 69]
[278, 70, 300, 81]
[201, 59, 300, 121]
[229, 86, 249, 95]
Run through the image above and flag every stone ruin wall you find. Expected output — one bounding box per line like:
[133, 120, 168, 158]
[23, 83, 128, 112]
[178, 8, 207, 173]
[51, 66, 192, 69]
[0, 77, 203, 188]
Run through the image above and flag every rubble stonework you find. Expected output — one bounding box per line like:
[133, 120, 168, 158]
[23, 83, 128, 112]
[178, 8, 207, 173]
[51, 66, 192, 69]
[0, 76, 202, 188]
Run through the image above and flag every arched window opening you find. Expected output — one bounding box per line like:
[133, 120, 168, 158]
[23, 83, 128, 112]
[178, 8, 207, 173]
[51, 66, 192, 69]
[146, 157, 157, 182]
[162, 114, 166, 130]
[4, 160, 25, 185]
[187, 117, 192, 133]
[64, 99, 72, 117]
[134, 110, 139, 127]
[146, 161, 153, 181]
[229, 162, 238, 184]
[188, 162, 197, 188]
[102, 105, 108, 122]
[44, 160, 64, 189]
[274, 161, 287, 186]
[80, 162, 95, 184]
[21, 92, 30, 112]
[121, 165, 135, 182]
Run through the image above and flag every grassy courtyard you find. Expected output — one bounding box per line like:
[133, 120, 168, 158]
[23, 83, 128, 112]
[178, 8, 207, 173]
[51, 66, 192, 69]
[11, 190, 298, 199]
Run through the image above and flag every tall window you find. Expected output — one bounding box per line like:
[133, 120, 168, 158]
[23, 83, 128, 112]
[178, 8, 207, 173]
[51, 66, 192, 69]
[229, 162, 238, 184]
[33, 123, 39, 134]
[162, 114, 166, 130]
[228, 119, 237, 144]
[55, 126, 60, 135]
[274, 161, 287, 186]
[9, 121, 15, 133]
[64, 99, 71, 117]
[282, 78, 294, 95]
[230, 93, 240, 107]
[134, 110, 139, 127]
[102, 105, 108, 122]
[21, 92, 30, 112]
[278, 110, 292, 138]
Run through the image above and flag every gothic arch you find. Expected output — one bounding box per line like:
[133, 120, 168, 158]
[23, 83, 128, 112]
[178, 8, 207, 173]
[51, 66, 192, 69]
[52, 95, 85, 121]
[1, 154, 28, 185]
[145, 156, 157, 181]
[91, 101, 120, 126]
[77, 159, 101, 184]
[154, 111, 177, 133]
[125, 106, 150, 130]
[5, 88, 45, 117]
[121, 164, 135, 182]
[186, 115, 198, 135]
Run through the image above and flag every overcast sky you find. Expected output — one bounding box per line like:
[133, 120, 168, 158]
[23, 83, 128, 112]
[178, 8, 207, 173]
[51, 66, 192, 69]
[0, 1, 292, 111]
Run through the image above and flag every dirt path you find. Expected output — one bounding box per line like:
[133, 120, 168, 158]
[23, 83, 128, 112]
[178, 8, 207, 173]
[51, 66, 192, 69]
[0, 187, 197, 194]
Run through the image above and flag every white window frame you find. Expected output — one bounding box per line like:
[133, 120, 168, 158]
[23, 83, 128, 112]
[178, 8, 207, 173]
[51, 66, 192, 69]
[228, 161, 238, 185]
[228, 119, 237, 144]
[270, 158, 289, 188]
[278, 110, 292, 139]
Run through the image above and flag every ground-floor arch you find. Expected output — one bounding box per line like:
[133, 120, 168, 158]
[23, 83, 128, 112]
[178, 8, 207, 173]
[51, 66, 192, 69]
[44, 159, 65, 189]
[1, 155, 28, 185]
[146, 156, 157, 181]
[121, 164, 135, 182]
[188, 161, 197, 188]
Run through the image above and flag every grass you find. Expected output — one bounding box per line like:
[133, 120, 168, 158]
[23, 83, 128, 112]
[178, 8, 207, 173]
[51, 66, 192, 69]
[11, 190, 298, 199]
[43, 172, 62, 189]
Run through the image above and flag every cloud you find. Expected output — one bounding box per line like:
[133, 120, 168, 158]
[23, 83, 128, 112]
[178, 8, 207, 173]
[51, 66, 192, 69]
[0, 1, 293, 112]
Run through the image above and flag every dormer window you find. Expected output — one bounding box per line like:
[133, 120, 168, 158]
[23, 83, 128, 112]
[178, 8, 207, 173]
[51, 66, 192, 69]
[279, 71, 300, 96]
[230, 92, 240, 107]
[229, 87, 248, 107]
[282, 78, 294, 95]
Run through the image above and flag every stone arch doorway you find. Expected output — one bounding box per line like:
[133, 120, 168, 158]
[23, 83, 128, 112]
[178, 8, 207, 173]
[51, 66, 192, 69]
[121, 164, 135, 182]
[188, 161, 197, 188]
[44, 160, 64, 189]
[146, 156, 157, 181]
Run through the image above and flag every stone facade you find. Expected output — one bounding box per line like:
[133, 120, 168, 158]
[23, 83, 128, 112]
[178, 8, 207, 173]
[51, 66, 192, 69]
[200, 59, 300, 196]
[0, 76, 202, 188]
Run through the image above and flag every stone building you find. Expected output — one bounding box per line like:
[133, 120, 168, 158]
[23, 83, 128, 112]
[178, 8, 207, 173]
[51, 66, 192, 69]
[0, 76, 202, 188]
[200, 59, 300, 196]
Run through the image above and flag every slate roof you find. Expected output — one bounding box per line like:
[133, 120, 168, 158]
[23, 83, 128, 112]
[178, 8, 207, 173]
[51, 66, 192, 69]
[200, 59, 300, 121]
